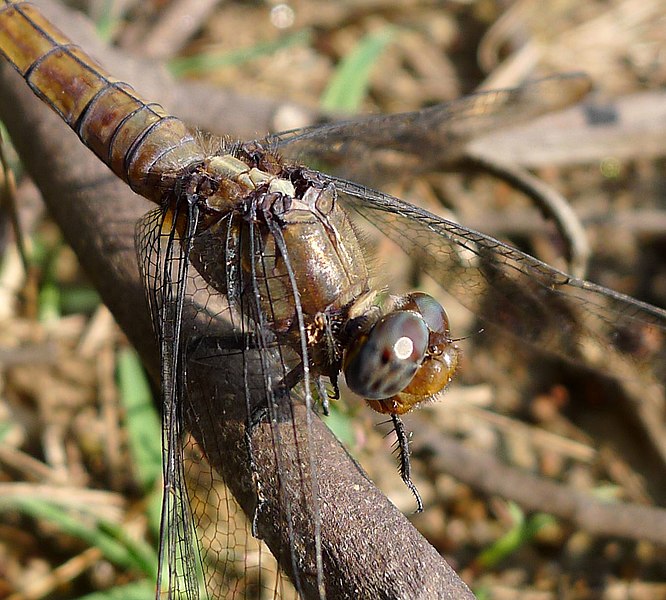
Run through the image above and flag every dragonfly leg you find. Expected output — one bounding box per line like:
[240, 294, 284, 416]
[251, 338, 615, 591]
[245, 400, 268, 538]
[281, 362, 333, 415]
[391, 414, 424, 513]
[314, 377, 330, 416]
[328, 370, 340, 401]
[245, 423, 265, 538]
[186, 332, 251, 358]
[245, 384, 291, 537]
[245, 381, 294, 536]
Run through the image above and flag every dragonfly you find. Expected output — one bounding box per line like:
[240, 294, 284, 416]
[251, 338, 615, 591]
[2, 1, 666, 599]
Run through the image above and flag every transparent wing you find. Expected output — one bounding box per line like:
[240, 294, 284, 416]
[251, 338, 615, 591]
[136, 206, 205, 598]
[136, 202, 324, 599]
[268, 73, 592, 184]
[184, 208, 325, 598]
[327, 175, 666, 389]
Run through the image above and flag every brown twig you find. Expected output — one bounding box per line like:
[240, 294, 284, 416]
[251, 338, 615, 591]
[413, 416, 666, 546]
[6, 546, 105, 600]
[129, 0, 223, 60]
[466, 90, 666, 168]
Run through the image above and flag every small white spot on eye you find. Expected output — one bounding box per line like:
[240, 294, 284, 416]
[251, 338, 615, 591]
[270, 4, 295, 28]
[393, 336, 414, 360]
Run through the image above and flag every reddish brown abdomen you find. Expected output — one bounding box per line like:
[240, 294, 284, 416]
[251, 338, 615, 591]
[0, 1, 204, 203]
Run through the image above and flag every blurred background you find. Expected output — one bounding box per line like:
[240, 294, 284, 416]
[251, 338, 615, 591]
[1, 0, 666, 598]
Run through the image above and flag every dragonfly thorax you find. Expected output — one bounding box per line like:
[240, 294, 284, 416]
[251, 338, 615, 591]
[188, 150, 371, 351]
[188, 148, 461, 415]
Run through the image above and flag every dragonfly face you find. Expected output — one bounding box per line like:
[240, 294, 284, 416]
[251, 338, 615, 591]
[345, 292, 460, 414]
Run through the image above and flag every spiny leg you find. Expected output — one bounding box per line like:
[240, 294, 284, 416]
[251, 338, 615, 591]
[391, 413, 423, 513]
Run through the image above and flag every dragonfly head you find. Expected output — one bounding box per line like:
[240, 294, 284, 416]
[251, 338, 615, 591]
[342, 292, 459, 415]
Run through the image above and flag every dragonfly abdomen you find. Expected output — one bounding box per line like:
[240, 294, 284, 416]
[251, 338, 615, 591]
[0, 1, 203, 203]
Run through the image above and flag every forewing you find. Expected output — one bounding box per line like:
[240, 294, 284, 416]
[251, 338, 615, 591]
[136, 206, 205, 598]
[136, 203, 323, 599]
[329, 175, 666, 390]
[269, 73, 592, 184]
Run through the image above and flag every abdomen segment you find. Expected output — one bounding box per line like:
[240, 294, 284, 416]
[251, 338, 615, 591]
[0, 1, 204, 202]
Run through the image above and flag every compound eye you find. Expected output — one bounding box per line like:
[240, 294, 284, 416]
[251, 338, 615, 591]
[404, 292, 451, 336]
[343, 311, 429, 400]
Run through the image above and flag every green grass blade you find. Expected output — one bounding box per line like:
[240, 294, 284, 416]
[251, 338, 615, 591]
[93, 0, 124, 43]
[117, 348, 162, 493]
[59, 285, 101, 314]
[168, 29, 312, 78]
[145, 485, 164, 546]
[73, 580, 155, 600]
[476, 502, 556, 568]
[97, 518, 159, 576]
[320, 27, 395, 113]
[323, 403, 356, 449]
[37, 281, 61, 322]
[0, 497, 157, 576]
